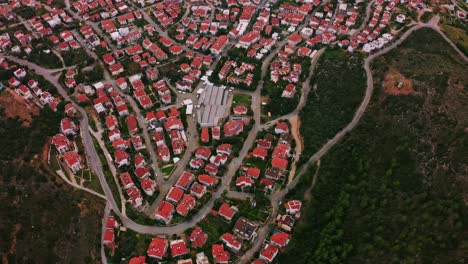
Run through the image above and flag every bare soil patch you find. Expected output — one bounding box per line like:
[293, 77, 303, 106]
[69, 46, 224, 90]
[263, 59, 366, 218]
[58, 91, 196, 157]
[0, 90, 40, 126]
[290, 116, 303, 154]
[42, 140, 50, 163]
[382, 68, 414, 96]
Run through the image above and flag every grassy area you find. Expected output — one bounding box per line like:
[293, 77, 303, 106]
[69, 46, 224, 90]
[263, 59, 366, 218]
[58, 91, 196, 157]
[86, 110, 97, 132]
[161, 164, 175, 175]
[49, 0, 66, 8]
[236, 198, 270, 223]
[198, 214, 232, 246]
[62, 48, 95, 67]
[279, 28, 468, 264]
[76, 64, 104, 84]
[232, 93, 252, 108]
[83, 170, 105, 195]
[13, 6, 36, 19]
[49, 147, 62, 171]
[125, 205, 155, 226]
[420, 11, 433, 23]
[110, 229, 154, 263]
[158, 62, 181, 83]
[92, 136, 122, 207]
[440, 24, 468, 56]
[298, 50, 366, 166]
[27, 50, 63, 69]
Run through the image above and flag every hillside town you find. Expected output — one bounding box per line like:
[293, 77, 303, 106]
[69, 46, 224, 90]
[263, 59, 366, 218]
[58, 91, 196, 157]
[0, 0, 466, 262]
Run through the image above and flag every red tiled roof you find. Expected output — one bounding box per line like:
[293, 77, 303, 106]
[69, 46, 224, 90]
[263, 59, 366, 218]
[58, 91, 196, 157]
[212, 244, 225, 258]
[103, 228, 115, 244]
[189, 226, 208, 248]
[147, 237, 168, 259]
[195, 146, 212, 160]
[204, 163, 218, 175]
[271, 157, 288, 170]
[223, 120, 244, 136]
[246, 167, 261, 179]
[126, 114, 139, 133]
[252, 147, 268, 159]
[176, 194, 196, 216]
[166, 187, 184, 203]
[170, 239, 188, 257]
[272, 143, 290, 159]
[221, 233, 242, 250]
[236, 176, 254, 187]
[155, 201, 174, 220]
[120, 172, 134, 189]
[270, 232, 290, 248]
[260, 244, 279, 262]
[128, 256, 146, 264]
[201, 127, 210, 142]
[175, 171, 195, 190]
[275, 122, 289, 133]
[105, 215, 117, 228]
[216, 144, 232, 155]
[190, 182, 207, 196]
[218, 203, 235, 221]
[198, 174, 217, 186]
[284, 200, 302, 213]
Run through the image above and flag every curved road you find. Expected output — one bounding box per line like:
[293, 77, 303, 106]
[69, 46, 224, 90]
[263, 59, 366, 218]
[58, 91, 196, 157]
[237, 18, 468, 263]
[4, 11, 468, 264]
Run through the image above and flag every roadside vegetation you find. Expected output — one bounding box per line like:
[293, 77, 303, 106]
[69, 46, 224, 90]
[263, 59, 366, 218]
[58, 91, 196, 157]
[27, 50, 63, 69]
[298, 50, 366, 165]
[110, 230, 153, 263]
[62, 48, 95, 67]
[279, 28, 468, 264]
[439, 13, 468, 56]
[420, 11, 433, 23]
[440, 24, 468, 56]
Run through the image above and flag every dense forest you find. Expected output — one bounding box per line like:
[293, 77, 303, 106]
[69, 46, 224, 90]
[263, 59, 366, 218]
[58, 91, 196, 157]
[298, 50, 366, 165]
[279, 28, 468, 263]
[0, 106, 104, 263]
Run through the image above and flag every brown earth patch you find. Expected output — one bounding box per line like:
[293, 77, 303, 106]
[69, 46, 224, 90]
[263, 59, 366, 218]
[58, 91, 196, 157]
[42, 140, 50, 163]
[382, 68, 414, 96]
[0, 90, 40, 126]
[291, 116, 303, 154]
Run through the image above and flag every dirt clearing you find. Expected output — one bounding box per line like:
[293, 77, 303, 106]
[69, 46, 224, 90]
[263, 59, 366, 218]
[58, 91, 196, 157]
[0, 90, 40, 126]
[382, 68, 414, 96]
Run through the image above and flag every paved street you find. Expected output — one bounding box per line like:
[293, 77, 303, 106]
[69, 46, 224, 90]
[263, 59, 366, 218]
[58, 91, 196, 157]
[3, 2, 468, 262]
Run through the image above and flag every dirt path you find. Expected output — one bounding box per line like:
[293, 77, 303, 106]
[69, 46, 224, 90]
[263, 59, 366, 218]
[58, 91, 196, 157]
[304, 160, 320, 202]
[42, 140, 50, 164]
[287, 115, 304, 183]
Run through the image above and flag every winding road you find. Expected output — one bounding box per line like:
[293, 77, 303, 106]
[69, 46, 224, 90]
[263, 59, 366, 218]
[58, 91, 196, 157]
[237, 15, 468, 264]
[3, 5, 468, 264]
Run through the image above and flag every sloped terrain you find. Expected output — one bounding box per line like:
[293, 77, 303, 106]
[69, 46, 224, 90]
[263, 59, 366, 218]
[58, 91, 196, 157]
[0, 107, 104, 263]
[280, 28, 468, 264]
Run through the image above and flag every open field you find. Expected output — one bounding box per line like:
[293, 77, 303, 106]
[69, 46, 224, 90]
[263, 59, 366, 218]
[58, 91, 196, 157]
[232, 93, 252, 108]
